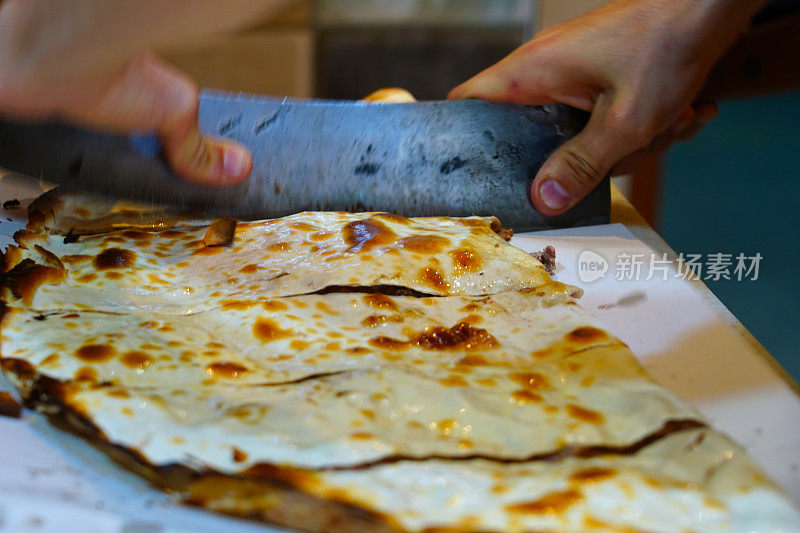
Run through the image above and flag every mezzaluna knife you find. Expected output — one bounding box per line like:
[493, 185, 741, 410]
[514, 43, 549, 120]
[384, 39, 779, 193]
[0, 91, 608, 231]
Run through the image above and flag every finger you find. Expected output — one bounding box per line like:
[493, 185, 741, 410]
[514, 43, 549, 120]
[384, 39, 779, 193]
[60, 52, 252, 186]
[448, 47, 596, 110]
[362, 87, 417, 103]
[531, 96, 653, 215]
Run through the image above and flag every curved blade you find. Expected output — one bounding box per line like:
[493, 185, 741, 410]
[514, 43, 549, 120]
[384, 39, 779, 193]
[0, 91, 607, 231]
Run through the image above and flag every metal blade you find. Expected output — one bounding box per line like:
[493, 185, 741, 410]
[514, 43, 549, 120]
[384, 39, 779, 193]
[0, 91, 608, 231]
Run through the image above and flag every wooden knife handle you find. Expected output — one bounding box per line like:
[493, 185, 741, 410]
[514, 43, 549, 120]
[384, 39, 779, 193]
[698, 12, 800, 102]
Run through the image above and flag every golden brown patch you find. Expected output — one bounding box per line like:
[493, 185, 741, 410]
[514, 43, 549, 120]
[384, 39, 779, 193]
[267, 242, 291, 252]
[192, 245, 223, 256]
[440, 375, 468, 387]
[511, 390, 544, 404]
[120, 351, 153, 371]
[363, 293, 398, 311]
[74, 366, 98, 381]
[569, 467, 617, 484]
[75, 344, 116, 363]
[450, 248, 482, 273]
[262, 300, 289, 312]
[374, 212, 410, 224]
[461, 313, 483, 325]
[397, 235, 450, 254]
[368, 337, 409, 350]
[565, 327, 607, 344]
[239, 264, 258, 274]
[509, 372, 550, 390]
[506, 489, 583, 514]
[253, 317, 293, 343]
[415, 322, 497, 351]
[455, 355, 488, 366]
[459, 302, 481, 313]
[343, 218, 396, 253]
[289, 340, 310, 350]
[566, 403, 604, 425]
[221, 300, 258, 311]
[418, 266, 449, 291]
[93, 248, 136, 270]
[206, 362, 249, 378]
[349, 432, 373, 440]
[315, 301, 340, 316]
[361, 314, 402, 328]
[121, 230, 152, 241]
[40, 354, 59, 366]
[232, 447, 249, 463]
[203, 216, 237, 247]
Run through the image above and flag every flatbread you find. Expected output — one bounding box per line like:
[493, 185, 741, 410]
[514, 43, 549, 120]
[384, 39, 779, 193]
[1, 201, 797, 532]
[26, 188, 211, 236]
[3, 211, 575, 313]
[0, 293, 701, 466]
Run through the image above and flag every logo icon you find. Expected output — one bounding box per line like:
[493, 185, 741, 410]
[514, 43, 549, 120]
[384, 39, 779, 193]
[577, 250, 608, 283]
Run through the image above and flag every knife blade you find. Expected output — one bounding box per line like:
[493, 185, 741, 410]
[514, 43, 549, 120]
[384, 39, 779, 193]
[0, 90, 608, 231]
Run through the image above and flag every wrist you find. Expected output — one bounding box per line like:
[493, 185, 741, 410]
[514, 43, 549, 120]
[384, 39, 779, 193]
[686, 0, 772, 64]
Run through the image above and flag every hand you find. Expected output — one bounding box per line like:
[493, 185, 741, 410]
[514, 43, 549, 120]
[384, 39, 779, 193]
[0, 1, 290, 186]
[449, 0, 766, 215]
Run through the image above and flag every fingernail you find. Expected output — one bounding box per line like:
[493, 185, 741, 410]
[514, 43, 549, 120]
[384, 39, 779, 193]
[222, 146, 247, 179]
[539, 180, 570, 210]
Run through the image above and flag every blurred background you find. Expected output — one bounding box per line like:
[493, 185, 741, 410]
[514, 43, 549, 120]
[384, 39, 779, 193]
[158, 0, 800, 381]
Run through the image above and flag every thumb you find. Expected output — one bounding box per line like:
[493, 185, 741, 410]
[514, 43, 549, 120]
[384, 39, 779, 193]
[62, 52, 252, 186]
[531, 99, 649, 216]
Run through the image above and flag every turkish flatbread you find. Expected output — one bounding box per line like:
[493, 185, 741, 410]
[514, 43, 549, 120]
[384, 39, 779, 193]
[1, 199, 797, 532]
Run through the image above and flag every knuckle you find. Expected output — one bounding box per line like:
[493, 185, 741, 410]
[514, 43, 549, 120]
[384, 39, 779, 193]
[561, 144, 604, 188]
[188, 139, 212, 171]
[605, 104, 658, 147]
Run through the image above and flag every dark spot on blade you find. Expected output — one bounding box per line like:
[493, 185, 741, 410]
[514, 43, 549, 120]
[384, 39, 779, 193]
[355, 163, 381, 175]
[440, 156, 467, 174]
[218, 115, 242, 136]
[255, 111, 282, 135]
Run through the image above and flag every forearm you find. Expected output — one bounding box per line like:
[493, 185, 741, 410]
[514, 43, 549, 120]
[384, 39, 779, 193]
[0, 0, 293, 114]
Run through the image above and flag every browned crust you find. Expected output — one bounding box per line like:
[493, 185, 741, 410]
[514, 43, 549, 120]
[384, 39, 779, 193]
[14, 373, 404, 533]
[183, 476, 399, 533]
[26, 189, 61, 233]
[0, 253, 66, 305]
[2, 365, 712, 533]
[203, 216, 237, 247]
[0, 391, 22, 418]
[0, 244, 23, 274]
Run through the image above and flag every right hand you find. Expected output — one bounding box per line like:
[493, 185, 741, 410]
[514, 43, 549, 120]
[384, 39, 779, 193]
[449, 0, 766, 215]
